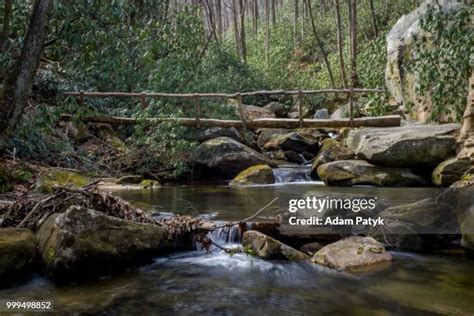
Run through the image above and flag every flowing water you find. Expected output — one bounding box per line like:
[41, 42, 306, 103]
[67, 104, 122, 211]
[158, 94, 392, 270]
[1, 180, 474, 315]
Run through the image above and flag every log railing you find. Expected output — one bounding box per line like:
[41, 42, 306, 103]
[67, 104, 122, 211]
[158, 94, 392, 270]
[64, 88, 397, 129]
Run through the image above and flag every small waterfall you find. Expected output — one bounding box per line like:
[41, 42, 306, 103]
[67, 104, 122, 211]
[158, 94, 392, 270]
[273, 166, 313, 184]
[208, 223, 245, 244]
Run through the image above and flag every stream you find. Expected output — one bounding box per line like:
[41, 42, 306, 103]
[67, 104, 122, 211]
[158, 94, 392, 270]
[1, 177, 474, 315]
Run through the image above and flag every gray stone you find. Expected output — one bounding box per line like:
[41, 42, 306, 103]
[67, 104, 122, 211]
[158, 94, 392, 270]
[314, 109, 329, 119]
[36, 206, 176, 282]
[242, 230, 309, 261]
[312, 236, 392, 271]
[317, 160, 427, 187]
[191, 137, 276, 179]
[0, 228, 37, 287]
[346, 124, 459, 167]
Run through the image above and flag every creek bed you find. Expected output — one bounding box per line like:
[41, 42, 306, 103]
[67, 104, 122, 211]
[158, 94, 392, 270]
[1, 183, 473, 314]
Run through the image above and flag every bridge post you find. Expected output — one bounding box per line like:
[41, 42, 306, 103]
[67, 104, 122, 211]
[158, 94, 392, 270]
[236, 93, 247, 129]
[140, 93, 147, 109]
[298, 90, 304, 128]
[194, 94, 201, 128]
[79, 90, 84, 107]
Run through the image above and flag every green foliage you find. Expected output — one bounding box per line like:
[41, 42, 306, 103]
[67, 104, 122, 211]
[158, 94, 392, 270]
[407, 4, 472, 122]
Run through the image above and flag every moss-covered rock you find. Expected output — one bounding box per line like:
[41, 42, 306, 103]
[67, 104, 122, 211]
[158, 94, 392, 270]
[432, 157, 471, 186]
[0, 228, 37, 287]
[230, 165, 275, 186]
[310, 138, 352, 178]
[242, 230, 309, 261]
[191, 137, 276, 179]
[0, 163, 13, 193]
[312, 237, 392, 271]
[263, 132, 320, 153]
[116, 175, 144, 184]
[140, 179, 161, 189]
[36, 205, 178, 282]
[317, 160, 426, 187]
[35, 169, 89, 193]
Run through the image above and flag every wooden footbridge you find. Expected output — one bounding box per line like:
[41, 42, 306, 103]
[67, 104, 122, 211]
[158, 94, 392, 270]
[63, 88, 401, 129]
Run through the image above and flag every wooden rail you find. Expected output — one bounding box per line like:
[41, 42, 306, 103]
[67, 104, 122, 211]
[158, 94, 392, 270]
[64, 88, 396, 129]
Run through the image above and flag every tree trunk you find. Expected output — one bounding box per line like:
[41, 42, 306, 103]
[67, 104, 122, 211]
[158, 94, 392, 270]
[232, 0, 242, 58]
[334, 0, 347, 88]
[305, 0, 336, 88]
[369, 0, 378, 37]
[239, 0, 247, 62]
[252, 0, 258, 35]
[1, 0, 12, 49]
[0, 0, 52, 153]
[349, 0, 358, 88]
[265, 0, 270, 64]
[294, 0, 299, 45]
[216, 0, 223, 39]
[271, 0, 276, 27]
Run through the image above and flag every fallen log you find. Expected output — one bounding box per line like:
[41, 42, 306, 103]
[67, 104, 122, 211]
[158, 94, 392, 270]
[60, 114, 401, 129]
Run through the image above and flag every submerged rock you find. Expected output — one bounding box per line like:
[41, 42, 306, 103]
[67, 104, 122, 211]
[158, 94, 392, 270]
[191, 137, 275, 179]
[230, 165, 275, 186]
[312, 237, 392, 271]
[347, 124, 459, 167]
[0, 228, 37, 287]
[242, 230, 309, 261]
[34, 168, 89, 193]
[432, 157, 471, 186]
[317, 160, 426, 187]
[36, 206, 176, 282]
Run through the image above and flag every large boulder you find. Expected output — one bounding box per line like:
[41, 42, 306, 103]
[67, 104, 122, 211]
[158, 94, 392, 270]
[347, 124, 459, 167]
[191, 137, 275, 179]
[317, 160, 426, 187]
[432, 157, 471, 186]
[451, 182, 474, 250]
[230, 165, 275, 186]
[257, 128, 291, 147]
[0, 228, 37, 287]
[263, 101, 288, 117]
[229, 100, 276, 121]
[263, 132, 320, 153]
[312, 237, 392, 271]
[36, 206, 176, 282]
[242, 230, 309, 261]
[34, 168, 89, 193]
[379, 198, 454, 234]
[310, 138, 352, 177]
[385, 0, 466, 122]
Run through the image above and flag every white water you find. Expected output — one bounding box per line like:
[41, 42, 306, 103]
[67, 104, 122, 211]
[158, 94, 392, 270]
[273, 165, 313, 183]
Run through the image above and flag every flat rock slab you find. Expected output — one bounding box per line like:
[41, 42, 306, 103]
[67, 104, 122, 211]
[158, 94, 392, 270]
[312, 236, 392, 271]
[317, 160, 426, 187]
[347, 124, 459, 167]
